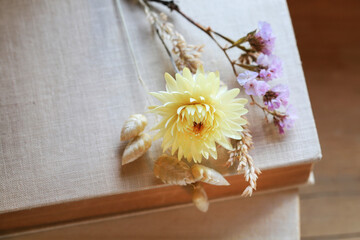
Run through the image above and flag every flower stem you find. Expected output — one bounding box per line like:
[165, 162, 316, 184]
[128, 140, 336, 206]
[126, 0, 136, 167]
[155, 27, 179, 73]
[234, 63, 258, 71]
[250, 96, 284, 118]
[139, 0, 179, 73]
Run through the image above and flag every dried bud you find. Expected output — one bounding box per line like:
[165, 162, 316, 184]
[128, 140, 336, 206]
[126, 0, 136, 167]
[121, 114, 148, 141]
[192, 184, 209, 212]
[191, 164, 229, 186]
[154, 155, 195, 185]
[122, 133, 152, 165]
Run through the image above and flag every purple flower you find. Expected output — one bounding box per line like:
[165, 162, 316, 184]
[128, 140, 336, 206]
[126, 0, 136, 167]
[256, 53, 270, 66]
[248, 22, 276, 55]
[257, 54, 283, 81]
[274, 105, 297, 134]
[263, 84, 290, 111]
[237, 71, 258, 86]
[272, 84, 289, 106]
[256, 22, 273, 40]
[244, 79, 270, 96]
[264, 95, 281, 111]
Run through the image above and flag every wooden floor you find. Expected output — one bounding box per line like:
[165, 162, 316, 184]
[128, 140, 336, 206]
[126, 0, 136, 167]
[287, 1, 360, 239]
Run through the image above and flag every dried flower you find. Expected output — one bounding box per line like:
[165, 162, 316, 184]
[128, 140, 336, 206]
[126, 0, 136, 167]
[191, 164, 230, 186]
[238, 52, 256, 65]
[153, 155, 195, 185]
[263, 84, 290, 111]
[273, 105, 297, 134]
[122, 132, 152, 165]
[257, 53, 283, 81]
[149, 67, 248, 163]
[172, 32, 204, 73]
[237, 70, 258, 86]
[192, 183, 209, 212]
[120, 114, 148, 141]
[248, 21, 275, 55]
[243, 79, 270, 96]
[143, 1, 296, 134]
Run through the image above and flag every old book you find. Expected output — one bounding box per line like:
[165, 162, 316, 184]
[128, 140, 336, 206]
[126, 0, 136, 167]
[0, 0, 321, 235]
[6, 190, 301, 239]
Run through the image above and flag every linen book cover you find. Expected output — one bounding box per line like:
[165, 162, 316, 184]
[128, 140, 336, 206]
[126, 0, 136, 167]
[0, 0, 321, 234]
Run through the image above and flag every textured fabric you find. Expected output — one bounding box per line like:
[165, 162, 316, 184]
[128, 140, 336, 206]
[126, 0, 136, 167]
[0, 0, 321, 213]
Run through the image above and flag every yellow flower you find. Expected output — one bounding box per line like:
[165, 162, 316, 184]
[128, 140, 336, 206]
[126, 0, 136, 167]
[149, 67, 248, 163]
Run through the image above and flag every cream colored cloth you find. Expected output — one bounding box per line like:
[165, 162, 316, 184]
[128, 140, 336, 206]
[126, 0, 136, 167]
[0, 0, 320, 213]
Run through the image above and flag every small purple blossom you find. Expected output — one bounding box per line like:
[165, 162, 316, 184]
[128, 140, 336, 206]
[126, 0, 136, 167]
[263, 84, 289, 111]
[264, 95, 281, 111]
[274, 105, 297, 134]
[256, 53, 270, 66]
[257, 54, 283, 81]
[237, 70, 258, 86]
[272, 84, 289, 106]
[244, 79, 270, 96]
[249, 21, 276, 55]
[256, 22, 273, 40]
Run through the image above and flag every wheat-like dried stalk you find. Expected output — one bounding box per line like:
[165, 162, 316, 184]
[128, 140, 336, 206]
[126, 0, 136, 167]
[171, 32, 204, 73]
[141, 1, 203, 73]
[227, 124, 261, 197]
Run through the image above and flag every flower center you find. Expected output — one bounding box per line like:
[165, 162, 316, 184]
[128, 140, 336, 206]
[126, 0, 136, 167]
[193, 121, 203, 134]
[177, 103, 215, 137]
[263, 90, 278, 102]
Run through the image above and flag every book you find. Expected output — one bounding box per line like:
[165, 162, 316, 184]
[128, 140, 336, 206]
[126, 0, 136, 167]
[0, 0, 321, 235]
[5, 190, 301, 239]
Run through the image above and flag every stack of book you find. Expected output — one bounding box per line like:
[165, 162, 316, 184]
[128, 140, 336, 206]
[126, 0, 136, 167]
[0, 0, 321, 237]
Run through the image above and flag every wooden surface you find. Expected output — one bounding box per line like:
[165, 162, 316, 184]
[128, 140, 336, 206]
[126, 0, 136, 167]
[287, 0, 360, 239]
[4, 190, 300, 240]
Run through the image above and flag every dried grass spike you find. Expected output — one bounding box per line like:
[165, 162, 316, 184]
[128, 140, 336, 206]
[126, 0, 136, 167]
[227, 123, 261, 197]
[192, 184, 209, 213]
[154, 155, 195, 185]
[191, 164, 229, 186]
[122, 133, 152, 165]
[121, 114, 148, 141]
[241, 186, 254, 198]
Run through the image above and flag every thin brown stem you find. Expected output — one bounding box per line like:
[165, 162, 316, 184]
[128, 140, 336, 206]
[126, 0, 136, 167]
[234, 63, 258, 71]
